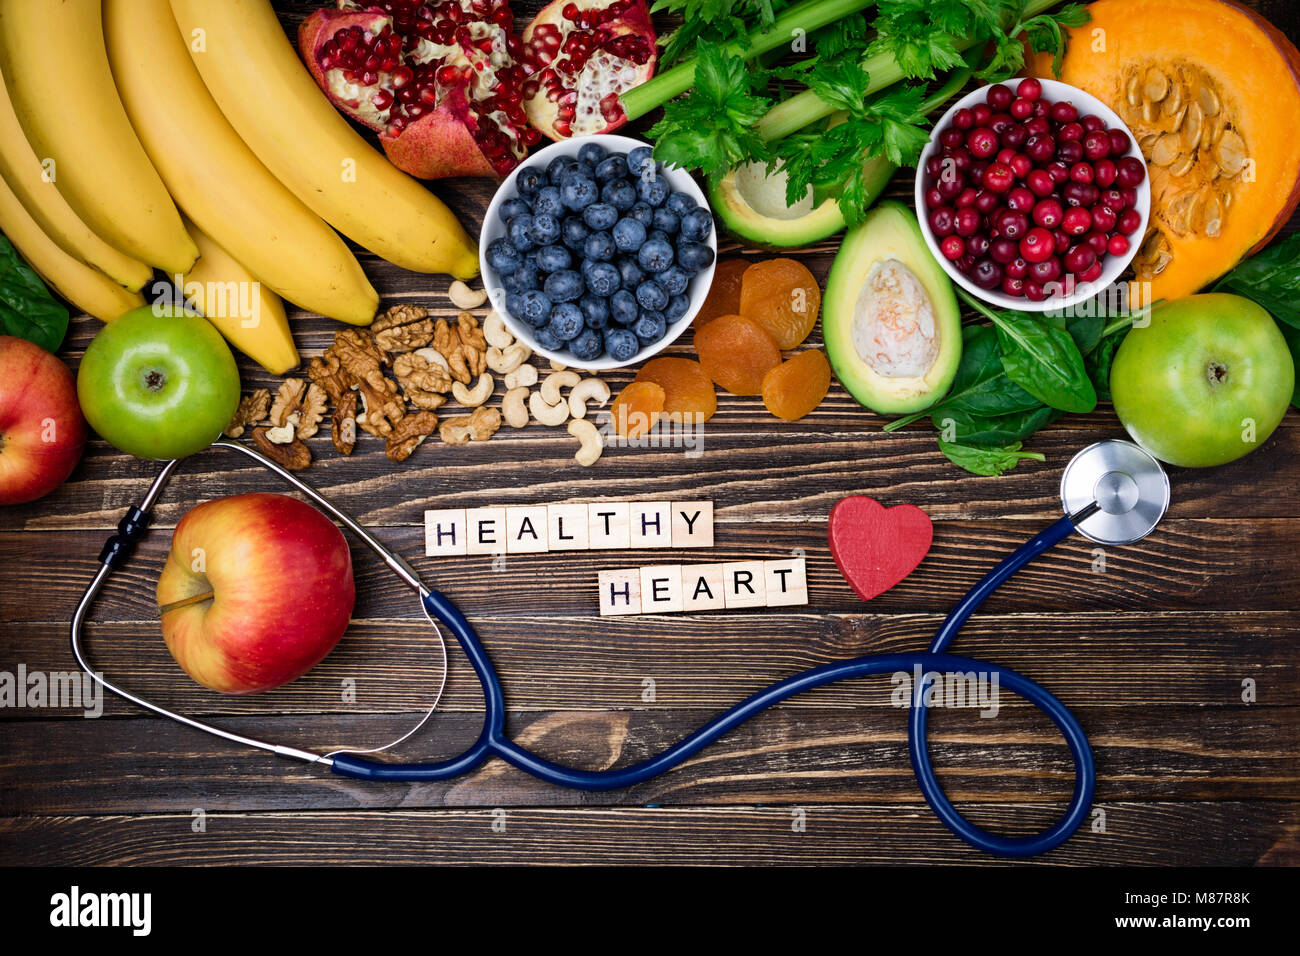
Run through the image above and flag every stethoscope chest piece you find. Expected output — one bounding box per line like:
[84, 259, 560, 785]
[1060, 439, 1170, 545]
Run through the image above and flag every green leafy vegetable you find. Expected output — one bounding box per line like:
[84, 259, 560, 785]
[1280, 323, 1300, 409]
[0, 235, 69, 353]
[933, 403, 1061, 448]
[937, 437, 1046, 476]
[1212, 231, 1300, 330]
[1084, 326, 1129, 402]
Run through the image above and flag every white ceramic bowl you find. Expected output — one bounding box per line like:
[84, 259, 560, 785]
[914, 78, 1150, 313]
[480, 133, 717, 369]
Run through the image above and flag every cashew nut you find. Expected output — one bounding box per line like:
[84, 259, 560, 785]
[487, 342, 531, 374]
[452, 372, 494, 408]
[482, 310, 514, 349]
[541, 369, 581, 406]
[502, 387, 530, 429]
[568, 377, 610, 419]
[529, 388, 570, 426]
[568, 418, 603, 467]
[504, 363, 538, 390]
[448, 280, 488, 311]
[549, 359, 567, 371]
[414, 347, 451, 372]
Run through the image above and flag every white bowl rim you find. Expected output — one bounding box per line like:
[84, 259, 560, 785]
[479, 132, 717, 370]
[913, 77, 1151, 313]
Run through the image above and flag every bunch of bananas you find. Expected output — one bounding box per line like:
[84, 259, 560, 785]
[0, 0, 480, 374]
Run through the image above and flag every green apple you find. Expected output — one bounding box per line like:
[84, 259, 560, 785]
[77, 305, 241, 460]
[1110, 293, 1294, 468]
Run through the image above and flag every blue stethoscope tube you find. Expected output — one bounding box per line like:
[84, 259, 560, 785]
[332, 510, 1095, 859]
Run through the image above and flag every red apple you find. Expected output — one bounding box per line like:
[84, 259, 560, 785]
[0, 335, 86, 505]
[156, 492, 355, 693]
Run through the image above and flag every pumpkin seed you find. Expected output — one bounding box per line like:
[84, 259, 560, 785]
[1142, 99, 1157, 123]
[1143, 67, 1169, 102]
[1167, 103, 1187, 135]
[1203, 194, 1224, 237]
[1216, 129, 1247, 175]
[1151, 250, 1172, 276]
[1183, 101, 1204, 152]
[1151, 133, 1181, 166]
[1198, 81, 1220, 117]
[1162, 81, 1185, 117]
[1169, 153, 1195, 177]
[1126, 73, 1143, 107]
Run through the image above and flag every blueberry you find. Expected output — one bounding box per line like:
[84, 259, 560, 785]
[612, 217, 647, 254]
[616, 257, 645, 289]
[518, 290, 552, 327]
[547, 156, 577, 184]
[633, 309, 667, 344]
[486, 237, 521, 273]
[561, 216, 590, 251]
[676, 241, 715, 274]
[579, 293, 611, 329]
[600, 179, 637, 212]
[627, 145, 654, 177]
[610, 289, 638, 325]
[500, 264, 539, 294]
[666, 293, 690, 321]
[543, 268, 584, 303]
[535, 243, 571, 273]
[594, 155, 628, 183]
[534, 325, 564, 351]
[582, 202, 619, 232]
[577, 142, 607, 167]
[635, 278, 668, 312]
[646, 229, 670, 245]
[604, 326, 639, 361]
[506, 214, 535, 251]
[637, 174, 670, 208]
[652, 206, 679, 235]
[679, 208, 713, 242]
[569, 327, 603, 361]
[561, 176, 599, 210]
[658, 265, 689, 296]
[666, 192, 696, 218]
[585, 261, 620, 297]
[637, 238, 674, 273]
[516, 167, 544, 196]
[548, 302, 584, 341]
[562, 162, 596, 185]
[627, 202, 654, 227]
[500, 197, 531, 222]
[529, 213, 561, 246]
[531, 186, 562, 220]
[583, 230, 615, 261]
[505, 292, 525, 320]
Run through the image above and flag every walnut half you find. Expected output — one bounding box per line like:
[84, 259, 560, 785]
[253, 426, 311, 470]
[385, 410, 439, 462]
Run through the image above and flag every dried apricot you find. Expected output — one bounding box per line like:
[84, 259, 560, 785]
[738, 258, 822, 349]
[694, 313, 781, 396]
[610, 380, 665, 438]
[694, 258, 748, 328]
[634, 356, 717, 422]
[762, 349, 832, 421]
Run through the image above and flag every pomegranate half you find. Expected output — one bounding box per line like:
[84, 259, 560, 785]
[521, 0, 657, 140]
[299, 0, 537, 178]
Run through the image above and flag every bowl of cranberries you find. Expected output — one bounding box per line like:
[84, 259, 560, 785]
[915, 77, 1150, 311]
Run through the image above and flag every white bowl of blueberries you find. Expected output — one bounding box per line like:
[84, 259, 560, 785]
[480, 133, 718, 369]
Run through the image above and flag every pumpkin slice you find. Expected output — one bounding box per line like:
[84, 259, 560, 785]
[1029, 0, 1300, 302]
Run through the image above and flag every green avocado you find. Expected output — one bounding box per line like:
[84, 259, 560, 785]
[823, 201, 962, 415]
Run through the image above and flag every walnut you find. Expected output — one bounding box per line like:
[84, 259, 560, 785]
[252, 426, 311, 469]
[331, 391, 358, 455]
[224, 388, 270, 438]
[371, 304, 434, 355]
[433, 312, 487, 385]
[308, 351, 350, 404]
[439, 405, 501, 445]
[385, 410, 439, 462]
[323, 328, 404, 437]
[393, 349, 452, 410]
[268, 379, 328, 439]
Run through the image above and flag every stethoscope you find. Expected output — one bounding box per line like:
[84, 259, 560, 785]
[71, 437, 1170, 858]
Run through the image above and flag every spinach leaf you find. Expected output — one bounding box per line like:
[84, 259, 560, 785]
[1066, 311, 1104, 356]
[937, 437, 1046, 476]
[1213, 231, 1300, 330]
[1084, 326, 1129, 402]
[0, 236, 69, 353]
[927, 324, 1042, 418]
[932, 403, 1060, 448]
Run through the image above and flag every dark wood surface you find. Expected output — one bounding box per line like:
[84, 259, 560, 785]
[2, 0, 1299, 867]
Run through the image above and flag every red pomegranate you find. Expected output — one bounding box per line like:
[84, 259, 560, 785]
[298, 0, 537, 178]
[521, 0, 657, 140]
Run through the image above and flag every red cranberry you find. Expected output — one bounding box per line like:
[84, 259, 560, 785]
[1002, 276, 1026, 297]
[1116, 156, 1146, 187]
[971, 258, 1004, 290]
[1062, 206, 1093, 235]
[990, 238, 1019, 264]
[1026, 116, 1051, 136]
[1007, 186, 1037, 211]
[1117, 207, 1142, 234]
[956, 187, 978, 208]
[968, 128, 999, 159]
[1006, 257, 1029, 280]
[940, 127, 965, 149]
[974, 190, 999, 214]
[997, 147, 1017, 164]
[1120, 185, 1138, 208]
[937, 175, 963, 200]
[1070, 161, 1095, 184]
[1026, 169, 1055, 197]
[1020, 227, 1055, 263]
[929, 206, 956, 237]
[1001, 123, 1028, 149]
[1032, 98, 1050, 119]
[967, 234, 991, 258]
[1048, 161, 1071, 184]
[990, 113, 1014, 135]
[953, 108, 975, 130]
[1090, 204, 1118, 233]
[1058, 121, 1084, 142]
[1050, 101, 1079, 124]
[986, 83, 1013, 111]
[1009, 153, 1033, 179]
[940, 235, 966, 260]
[1033, 198, 1064, 229]
[954, 207, 982, 236]
[1108, 234, 1131, 257]
[1017, 77, 1042, 101]
[983, 161, 1015, 193]
[1094, 159, 1117, 188]
[1063, 243, 1096, 274]
[1030, 256, 1062, 283]
[1085, 231, 1110, 256]
[1024, 280, 1047, 302]
[1010, 96, 1034, 120]
[1063, 181, 1099, 208]
[956, 254, 975, 272]
[949, 148, 973, 173]
[1100, 187, 1129, 210]
[997, 209, 1030, 240]
[1025, 134, 1056, 164]
[925, 156, 944, 178]
[1082, 130, 1111, 161]
[1081, 114, 1106, 133]
[972, 103, 992, 126]
[1078, 259, 1104, 283]
[1053, 229, 1071, 254]
[1108, 129, 1131, 156]
[1057, 139, 1084, 164]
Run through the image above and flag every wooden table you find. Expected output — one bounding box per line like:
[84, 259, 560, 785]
[2, 0, 1298, 867]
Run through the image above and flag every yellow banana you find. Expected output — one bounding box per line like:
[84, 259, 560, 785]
[104, 0, 378, 326]
[0, 167, 145, 323]
[0, 68, 152, 292]
[181, 220, 299, 375]
[169, 0, 479, 279]
[0, 0, 196, 275]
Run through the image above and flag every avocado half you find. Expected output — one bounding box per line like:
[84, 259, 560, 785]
[823, 201, 962, 415]
[710, 156, 894, 248]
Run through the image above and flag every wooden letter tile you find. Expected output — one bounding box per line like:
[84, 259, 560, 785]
[764, 558, 808, 607]
[722, 561, 767, 608]
[671, 501, 714, 548]
[465, 507, 506, 556]
[629, 502, 672, 548]
[588, 502, 630, 549]
[639, 565, 683, 613]
[598, 568, 641, 616]
[505, 505, 549, 554]
[547, 504, 590, 551]
[424, 509, 467, 557]
[681, 563, 726, 611]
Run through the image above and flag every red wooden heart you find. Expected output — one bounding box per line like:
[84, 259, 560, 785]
[828, 496, 933, 602]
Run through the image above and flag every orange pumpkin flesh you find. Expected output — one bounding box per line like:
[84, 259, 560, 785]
[1029, 0, 1300, 302]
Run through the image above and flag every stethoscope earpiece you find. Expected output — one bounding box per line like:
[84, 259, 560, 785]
[1061, 439, 1170, 545]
